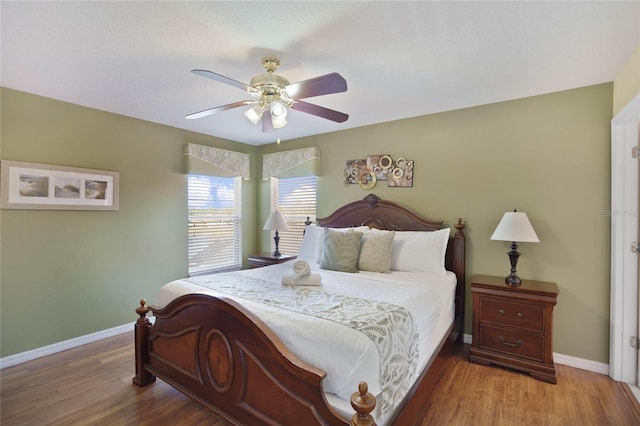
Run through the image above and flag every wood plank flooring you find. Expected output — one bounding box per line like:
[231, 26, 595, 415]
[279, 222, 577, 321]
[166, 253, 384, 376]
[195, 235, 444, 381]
[1, 332, 639, 425]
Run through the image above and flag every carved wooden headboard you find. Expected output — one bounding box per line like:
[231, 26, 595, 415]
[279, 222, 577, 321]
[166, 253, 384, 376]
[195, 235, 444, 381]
[316, 194, 466, 341]
[316, 194, 444, 231]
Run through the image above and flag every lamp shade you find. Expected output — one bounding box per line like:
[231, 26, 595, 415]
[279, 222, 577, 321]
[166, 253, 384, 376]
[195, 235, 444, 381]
[245, 104, 265, 125]
[263, 210, 290, 231]
[270, 100, 287, 119]
[490, 211, 539, 243]
[270, 101, 288, 129]
[271, 115, 287, 129]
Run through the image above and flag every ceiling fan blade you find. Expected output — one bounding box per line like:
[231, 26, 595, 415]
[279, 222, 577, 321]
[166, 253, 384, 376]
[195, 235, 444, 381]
[186, 100, 253, 120]
[285, 73, 347, 99]
[291, 100, 349, 123]
[191, 69, 252, 92]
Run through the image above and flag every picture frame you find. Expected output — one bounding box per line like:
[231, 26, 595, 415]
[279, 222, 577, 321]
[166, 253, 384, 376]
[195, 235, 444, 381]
[0, 160, 119, 210]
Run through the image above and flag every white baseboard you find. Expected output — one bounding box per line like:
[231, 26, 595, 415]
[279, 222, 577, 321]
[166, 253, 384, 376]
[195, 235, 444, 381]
[629, 385, 640, 405]
[0, 328, 612, 375]
[553, 352, 609, 375]
[463, 334, 610, 376]
[0, 322, 133, 369]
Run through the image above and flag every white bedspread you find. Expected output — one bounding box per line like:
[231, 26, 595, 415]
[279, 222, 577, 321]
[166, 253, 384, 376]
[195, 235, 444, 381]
[158, 261, 456, 424]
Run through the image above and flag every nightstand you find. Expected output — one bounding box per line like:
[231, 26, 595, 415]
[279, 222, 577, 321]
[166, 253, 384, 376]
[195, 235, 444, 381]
[469, 274, 559, 384]
[248, 252, 297, 269]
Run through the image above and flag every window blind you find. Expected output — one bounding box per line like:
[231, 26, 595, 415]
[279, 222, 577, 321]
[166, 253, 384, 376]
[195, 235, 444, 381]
[188, 175, 242, 275]
[270, 176, 317, 255]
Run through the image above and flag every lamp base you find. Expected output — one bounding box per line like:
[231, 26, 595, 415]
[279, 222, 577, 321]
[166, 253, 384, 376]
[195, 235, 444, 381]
[506, 242, 522, 287]
[505, 274, 522, 287]
[273, 231, 281, 258]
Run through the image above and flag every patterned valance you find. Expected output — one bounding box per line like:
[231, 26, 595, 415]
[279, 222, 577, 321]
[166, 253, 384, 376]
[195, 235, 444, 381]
[262, 147, 320, 180]
[184, 143, 250, 180]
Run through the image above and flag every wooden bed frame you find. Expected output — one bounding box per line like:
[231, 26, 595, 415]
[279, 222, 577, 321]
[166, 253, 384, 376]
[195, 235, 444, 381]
[133, 194, 465, 425]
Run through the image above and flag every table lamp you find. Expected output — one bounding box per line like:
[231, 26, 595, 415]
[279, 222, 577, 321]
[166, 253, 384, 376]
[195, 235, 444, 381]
[263, 210, 289, 257]
[490, 210, 539, 286]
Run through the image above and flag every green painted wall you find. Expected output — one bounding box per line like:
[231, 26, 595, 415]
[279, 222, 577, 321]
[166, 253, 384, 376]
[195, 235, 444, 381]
[2, 83, 613, 365]
[0, 87, 259, 357]
[258, 83, 613, 363]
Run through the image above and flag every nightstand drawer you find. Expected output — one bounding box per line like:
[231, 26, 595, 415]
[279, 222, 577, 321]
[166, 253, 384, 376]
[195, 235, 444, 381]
[479, 297, 544, 332]
[478, 324, 544, 362]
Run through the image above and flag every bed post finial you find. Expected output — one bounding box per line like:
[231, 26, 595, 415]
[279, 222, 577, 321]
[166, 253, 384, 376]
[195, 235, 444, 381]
[133, 299, 156, 387]
[350, 381, 376, 426]
[454, 218, 465, 235]
[136, 299, 149, 319]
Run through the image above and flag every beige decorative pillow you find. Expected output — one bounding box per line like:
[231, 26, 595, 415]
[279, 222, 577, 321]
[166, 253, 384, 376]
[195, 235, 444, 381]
[315, 226, 369, 264]
[357, 229, 396, 273]
[320, 228, 364, 273]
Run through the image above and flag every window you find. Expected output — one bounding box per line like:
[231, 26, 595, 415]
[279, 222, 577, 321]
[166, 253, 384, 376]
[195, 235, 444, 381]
[188, 175, 242, 275]
[270, 176, 317, 255]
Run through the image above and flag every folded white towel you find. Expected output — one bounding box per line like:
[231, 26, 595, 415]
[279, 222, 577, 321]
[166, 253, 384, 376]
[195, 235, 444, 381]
[282, 273, 322, 286]
[282, 260, 322, 286]
[292, 260, 311, 280]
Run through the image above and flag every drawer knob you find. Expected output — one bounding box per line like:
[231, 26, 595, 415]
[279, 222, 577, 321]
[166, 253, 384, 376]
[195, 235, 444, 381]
[498, 336, 523, 348]
[517, 312, 524, 318]
[498, 308, 505, 315]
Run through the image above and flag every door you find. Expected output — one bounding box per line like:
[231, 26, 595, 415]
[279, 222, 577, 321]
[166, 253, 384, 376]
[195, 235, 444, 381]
[637, 124, 640, 391]
[610, 93, 640, 384]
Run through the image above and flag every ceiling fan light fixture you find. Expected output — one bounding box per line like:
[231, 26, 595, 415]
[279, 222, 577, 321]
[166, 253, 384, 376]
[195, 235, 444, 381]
[244, 104, 264, 125]
[270, 100, 287, 119]
[271, 115, 287, 129]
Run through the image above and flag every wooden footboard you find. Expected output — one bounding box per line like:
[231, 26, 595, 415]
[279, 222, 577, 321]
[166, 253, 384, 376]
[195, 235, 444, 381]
[133, 295, 376, 426]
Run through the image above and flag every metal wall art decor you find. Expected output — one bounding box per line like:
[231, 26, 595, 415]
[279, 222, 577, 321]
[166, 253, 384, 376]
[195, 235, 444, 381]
[344, 155, 413, 189]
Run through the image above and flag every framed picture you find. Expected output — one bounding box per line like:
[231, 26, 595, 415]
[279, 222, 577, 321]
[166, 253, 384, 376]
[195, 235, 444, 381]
[0, 160, 119, 210]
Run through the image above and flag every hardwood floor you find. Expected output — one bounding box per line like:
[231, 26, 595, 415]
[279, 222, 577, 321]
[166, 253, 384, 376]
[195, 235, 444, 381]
[422, 346, 640, 426]
[1, 332, 639, 425]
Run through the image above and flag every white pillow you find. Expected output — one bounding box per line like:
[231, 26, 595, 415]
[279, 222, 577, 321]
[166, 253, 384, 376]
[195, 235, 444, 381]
[298, 224, 323, 265]
[391, 228, 450, 274]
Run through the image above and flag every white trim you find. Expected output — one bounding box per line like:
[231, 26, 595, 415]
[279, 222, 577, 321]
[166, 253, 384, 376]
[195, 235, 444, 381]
[630, 385, 640, 405]
[464, 333, 609, 375]
[0, 327, 615, 376]
[554, 352, 609, 375]
[0, 321, 147, 369]
[610, 92, 640, 382]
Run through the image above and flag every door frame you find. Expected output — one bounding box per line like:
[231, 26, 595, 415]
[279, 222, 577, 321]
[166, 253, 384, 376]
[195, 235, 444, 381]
[610, 92, 640, 382]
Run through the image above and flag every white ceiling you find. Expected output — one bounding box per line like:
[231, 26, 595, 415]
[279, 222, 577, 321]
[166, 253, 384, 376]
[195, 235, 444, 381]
[2, 1, 639, 146]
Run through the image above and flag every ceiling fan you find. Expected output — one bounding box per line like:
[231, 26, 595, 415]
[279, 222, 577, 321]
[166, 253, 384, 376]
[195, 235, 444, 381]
[186, 57, 348, 132]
